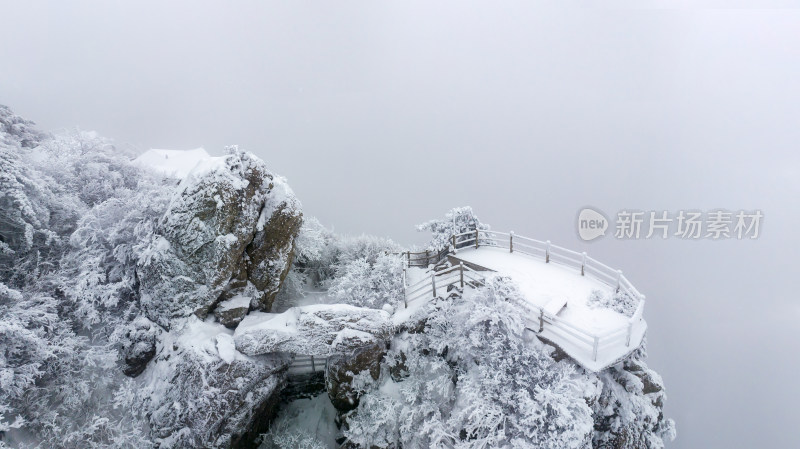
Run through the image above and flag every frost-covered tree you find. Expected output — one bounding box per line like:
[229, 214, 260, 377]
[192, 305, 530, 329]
[275, 221, 404, 310]
[416, 206, 491, 251]
[0, 106, 171, 447]
[274, 216, 336, 308]
[592, 346, 676, 448]
[326, 235, 403, 309]
[344, 276, 598, 449]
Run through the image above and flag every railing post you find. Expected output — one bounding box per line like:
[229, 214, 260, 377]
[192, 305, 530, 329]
[592, 336, 599, 361]
[311, 355, 316, 372]
[407, 251, 411, 266]
[431, 273, 437, 298]
[539, 309, 544, 332]
[425, 249, 429, 266]
[460, 262, 464, 288]
[402, 268, 408, 309]
[626, 322, 633, 347]
[509, 231, 514, 253]
[475, 229, 479, 249]
[616, 270, 622, 292]
[581, 252, 586, 276]
[452, 234, 457, 254]
[546, 240, 551, 263]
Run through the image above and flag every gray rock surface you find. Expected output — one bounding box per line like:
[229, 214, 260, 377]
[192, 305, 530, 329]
[120, 316, 160, 377]
[137, 149, 302, 328]
[215, 295, 252, 329]
[326, 341, 385, 412]
[141, 318, 288, 449]
[591, 346, 675, 448]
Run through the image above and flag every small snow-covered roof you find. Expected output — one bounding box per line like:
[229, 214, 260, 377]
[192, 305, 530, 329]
[133, 148, 211, 179]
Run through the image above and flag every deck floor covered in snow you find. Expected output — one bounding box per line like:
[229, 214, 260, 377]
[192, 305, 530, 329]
[449, 246, 646, 371]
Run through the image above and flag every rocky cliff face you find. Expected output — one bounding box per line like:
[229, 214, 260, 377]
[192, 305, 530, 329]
[130, 148, 304, 448]
[591, 345, 675, 448]
[137, 148, 302, 329]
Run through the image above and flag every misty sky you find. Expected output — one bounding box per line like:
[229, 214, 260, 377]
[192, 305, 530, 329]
[2, 1, 799, 447]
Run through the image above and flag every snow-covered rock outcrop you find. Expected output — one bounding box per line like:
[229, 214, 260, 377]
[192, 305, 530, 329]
[592, 348, 675, 448]
[234, 304, 393, 357]
[137, 317, 289, 449]
[137, 148, 303, 328]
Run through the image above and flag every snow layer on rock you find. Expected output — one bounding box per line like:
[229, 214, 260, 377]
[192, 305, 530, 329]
[137, 316, 288, 448]
[216, 333, 237, 364]
[137, 149, 302, 326]
[133, 148, 211, 179]
[217, 294, 251, 312]
[234, 304, 393, 357]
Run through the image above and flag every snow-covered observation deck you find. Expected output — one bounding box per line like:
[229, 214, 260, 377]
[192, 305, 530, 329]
[401, 230, 647, 372]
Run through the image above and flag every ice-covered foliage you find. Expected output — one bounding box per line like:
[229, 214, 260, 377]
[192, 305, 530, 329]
[278, 228, 404, 310]
[275, 216, 408, 310]
[327, 252, 404, 309]
[0, 108, 173, 447]
[0, 281, 150, 448]
[592, 346, 676, 448]
[416, 206, 491, 251]
[587, 289, 639, 318]
[344, 276, 598, 449]
[324, 235, 403, 309]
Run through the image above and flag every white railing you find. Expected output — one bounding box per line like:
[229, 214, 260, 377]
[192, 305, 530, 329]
[402, 230, 646, 362]
[288, 354, 329, 374]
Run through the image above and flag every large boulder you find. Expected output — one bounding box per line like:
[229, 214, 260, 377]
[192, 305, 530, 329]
[141, 317, 289, 449]
[325, 341, 385, 412]
[137, 148, 302, 328]
[234, 304, 394, 357]
[216, 295, 252, 329]
[120, 316, 160, 377]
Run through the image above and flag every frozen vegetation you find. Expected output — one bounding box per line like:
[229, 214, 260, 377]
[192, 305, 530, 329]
[0, 105, 674, 448]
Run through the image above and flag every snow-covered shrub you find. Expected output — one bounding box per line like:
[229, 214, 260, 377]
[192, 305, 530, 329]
[327, 251, 404, 309]
[416, 206, 491, 251]
[587, 289, 639, 317]
[293, 216, 334, 268]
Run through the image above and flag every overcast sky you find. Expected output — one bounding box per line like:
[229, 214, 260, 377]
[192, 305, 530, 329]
[2, 1, 799, 447]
